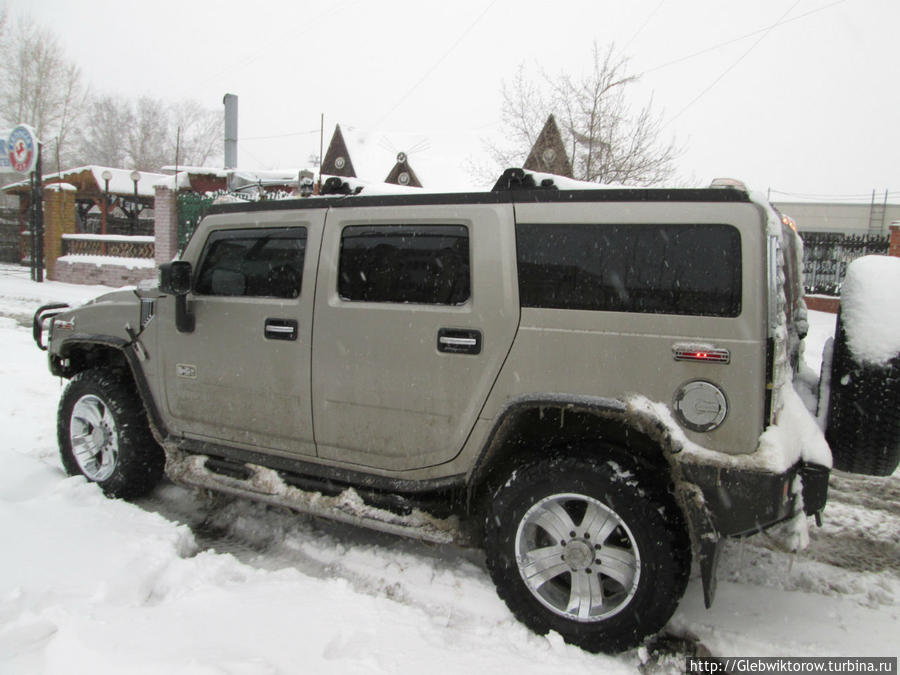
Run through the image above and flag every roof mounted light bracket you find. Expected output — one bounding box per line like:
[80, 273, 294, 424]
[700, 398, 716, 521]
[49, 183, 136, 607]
[491, 168, 558, 192]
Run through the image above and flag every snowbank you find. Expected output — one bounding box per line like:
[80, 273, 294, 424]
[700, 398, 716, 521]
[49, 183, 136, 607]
[0, 268, 112, 324]
[840, 255, 900, 366]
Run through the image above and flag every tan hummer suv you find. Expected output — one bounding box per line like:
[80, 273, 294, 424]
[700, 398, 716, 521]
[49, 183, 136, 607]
[35, 168, 889, 653]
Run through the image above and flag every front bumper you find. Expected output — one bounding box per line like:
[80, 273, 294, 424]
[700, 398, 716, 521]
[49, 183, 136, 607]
[33, 303, 70, 351]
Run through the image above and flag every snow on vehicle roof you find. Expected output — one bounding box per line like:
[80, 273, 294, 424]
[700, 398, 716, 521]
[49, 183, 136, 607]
[515, 169, 628, 190]
[840, 255, 900, 366]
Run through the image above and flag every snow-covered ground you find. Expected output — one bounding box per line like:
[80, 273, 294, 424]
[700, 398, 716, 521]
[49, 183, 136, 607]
[0, 266, 897, 674]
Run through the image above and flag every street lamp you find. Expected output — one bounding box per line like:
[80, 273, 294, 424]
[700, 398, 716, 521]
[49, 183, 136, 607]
[130, 170, 141, 235]
[100, 169, 112, 237]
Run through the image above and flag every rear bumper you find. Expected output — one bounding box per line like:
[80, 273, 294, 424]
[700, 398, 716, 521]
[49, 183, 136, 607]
[680, 460, 829, 538]
[679, 460, 830, 609]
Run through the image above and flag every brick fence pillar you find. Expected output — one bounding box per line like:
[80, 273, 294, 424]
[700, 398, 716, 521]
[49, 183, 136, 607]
[890, 223, 900, 258]
[43, 186, 77, 280]
[154, 185, 179, 265]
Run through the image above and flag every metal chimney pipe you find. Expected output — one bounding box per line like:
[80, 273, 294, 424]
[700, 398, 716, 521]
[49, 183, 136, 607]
[223, 93, 238, 169]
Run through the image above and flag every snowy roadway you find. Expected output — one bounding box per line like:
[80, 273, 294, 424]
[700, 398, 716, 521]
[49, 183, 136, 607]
[0, 269, 897, 673]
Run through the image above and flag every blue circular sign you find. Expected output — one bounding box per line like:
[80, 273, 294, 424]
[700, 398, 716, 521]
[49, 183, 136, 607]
[8, 125, 38, 174]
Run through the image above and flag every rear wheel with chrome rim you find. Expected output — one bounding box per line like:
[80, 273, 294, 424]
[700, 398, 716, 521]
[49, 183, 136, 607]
[58, 368, 164, 499]
[484, 452, 690, 653]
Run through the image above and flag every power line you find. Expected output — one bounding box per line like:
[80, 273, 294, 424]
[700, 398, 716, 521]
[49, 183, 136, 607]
[641, 0, 845, 78]
[770, 189, 899, 203]
[188, 0, 362, 94]
[235, 144, 267, 167]
[373, 0, 499, 129]
[664, 0, 802, 127]
[622, 0, 666, 52]
[241, 129, 321, 142]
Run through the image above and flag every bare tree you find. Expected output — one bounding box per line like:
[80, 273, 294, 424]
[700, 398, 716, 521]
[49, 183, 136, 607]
[126, 97, 171, 171]
[78, 95, 131, 167]
[77, 95, 223, 171]
[0, 13, 88, 166]
[0, 11, 223, 173]
[488, 43, 680, 186]
[170, 99, 223, 168]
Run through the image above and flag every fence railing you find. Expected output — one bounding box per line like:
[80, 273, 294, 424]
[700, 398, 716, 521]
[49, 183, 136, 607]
[800, 232, 889, 295]
[62, 234, 155, 259]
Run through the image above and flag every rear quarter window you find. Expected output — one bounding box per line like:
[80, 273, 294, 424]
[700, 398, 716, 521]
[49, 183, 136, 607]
[516, 223, 741, 317]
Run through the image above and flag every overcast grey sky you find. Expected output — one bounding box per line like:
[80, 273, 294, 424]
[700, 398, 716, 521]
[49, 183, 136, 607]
[8, 0, 899, 199]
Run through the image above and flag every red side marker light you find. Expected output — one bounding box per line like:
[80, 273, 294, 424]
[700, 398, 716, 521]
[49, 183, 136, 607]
[673, 347, 730, 364]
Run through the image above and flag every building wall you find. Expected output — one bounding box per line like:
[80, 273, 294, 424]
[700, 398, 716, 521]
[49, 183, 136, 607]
[773, 201, 900, 235]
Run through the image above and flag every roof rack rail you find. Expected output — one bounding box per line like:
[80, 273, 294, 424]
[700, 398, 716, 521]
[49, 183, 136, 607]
[492, 168, 559, 192]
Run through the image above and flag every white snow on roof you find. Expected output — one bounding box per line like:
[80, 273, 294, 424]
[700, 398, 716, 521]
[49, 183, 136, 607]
[89, 167, 166, 196]
[153, 172, 194, 191]
[2, 166, 166, 197]
[160, 165, 228, 177]
[840, 255, 900, 365]
[153, 167, 306, 192]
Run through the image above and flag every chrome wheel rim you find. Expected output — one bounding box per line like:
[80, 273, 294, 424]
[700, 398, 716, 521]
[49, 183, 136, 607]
[70, 394, 119, 482]
[514, 493, 641, 622]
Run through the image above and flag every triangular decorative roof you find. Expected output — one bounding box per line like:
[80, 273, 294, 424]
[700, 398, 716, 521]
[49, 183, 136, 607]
[384, 152, 422, 188]
[523, 115, 573, 178]
[320, 125, 357, 177]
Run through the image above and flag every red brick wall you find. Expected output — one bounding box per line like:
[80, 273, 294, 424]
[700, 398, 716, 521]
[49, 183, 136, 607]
[804, 295, 840, 314]
[53, 259, 156, 287]
[890, 224, 900, 258]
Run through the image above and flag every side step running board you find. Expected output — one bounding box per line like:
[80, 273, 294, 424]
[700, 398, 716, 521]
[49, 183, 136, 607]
[165, 449, 469, 546]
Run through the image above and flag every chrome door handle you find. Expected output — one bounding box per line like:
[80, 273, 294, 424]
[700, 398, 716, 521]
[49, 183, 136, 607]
[437, 328, 481, 355]
[265, 319, 298, 341]
[440, 336, 477, 347]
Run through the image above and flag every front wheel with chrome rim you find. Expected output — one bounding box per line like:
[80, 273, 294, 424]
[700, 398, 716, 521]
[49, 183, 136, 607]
[483, 452, 690, 653]
[58, 368, 164, 499]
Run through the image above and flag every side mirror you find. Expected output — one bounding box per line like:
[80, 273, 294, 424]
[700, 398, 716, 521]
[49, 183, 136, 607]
[159, 261, 193, 296]
[158, 261, 195, 333]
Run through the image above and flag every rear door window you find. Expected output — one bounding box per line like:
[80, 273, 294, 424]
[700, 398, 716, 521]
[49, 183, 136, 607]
[338, 224, 470, 305]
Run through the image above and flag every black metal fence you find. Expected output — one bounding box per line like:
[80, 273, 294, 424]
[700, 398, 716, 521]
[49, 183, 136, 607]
[800, 232, 889, 295]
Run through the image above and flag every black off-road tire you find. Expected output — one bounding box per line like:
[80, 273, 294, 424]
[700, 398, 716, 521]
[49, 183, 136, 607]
[58, 368, 165, 498]
[483, 452, 691, 654]
[825, 312, 900, 477]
